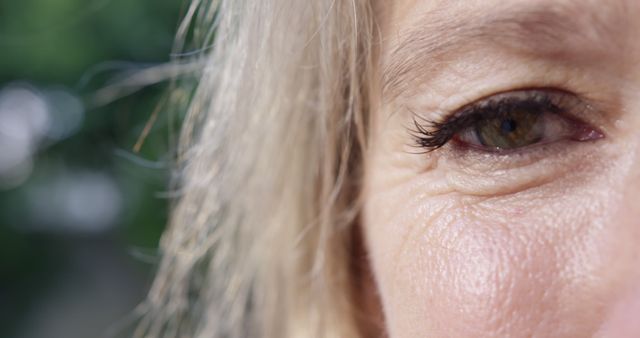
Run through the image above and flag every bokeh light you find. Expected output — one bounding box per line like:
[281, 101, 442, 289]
[0, 1, 184, 337]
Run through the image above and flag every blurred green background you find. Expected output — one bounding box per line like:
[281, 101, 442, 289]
[0, 1, 186, 337]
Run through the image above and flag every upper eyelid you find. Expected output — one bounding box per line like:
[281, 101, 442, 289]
[449, 92, 559, 123]
[431, 89, 569, 129]
[441, 88, 593, 123]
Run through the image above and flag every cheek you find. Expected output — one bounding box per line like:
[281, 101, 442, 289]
[364, 173, 626, 338]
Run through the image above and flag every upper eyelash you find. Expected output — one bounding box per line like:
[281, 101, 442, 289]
[410, 91, 563, 152]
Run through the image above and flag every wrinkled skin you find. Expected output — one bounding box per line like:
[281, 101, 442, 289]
[363, 0, 640, 337]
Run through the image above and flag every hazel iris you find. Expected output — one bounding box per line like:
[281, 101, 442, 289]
[475, 110, 543, 149]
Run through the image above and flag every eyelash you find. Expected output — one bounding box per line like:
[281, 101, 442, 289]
[410, 89, 588, 153]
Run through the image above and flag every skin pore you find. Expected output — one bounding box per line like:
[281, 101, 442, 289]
[363, 0, 640, 337]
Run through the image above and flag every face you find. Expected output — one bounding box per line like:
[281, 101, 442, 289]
[363, 0, 640, 337]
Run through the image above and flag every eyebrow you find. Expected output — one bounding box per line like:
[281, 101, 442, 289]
[381, 1, 626, 100]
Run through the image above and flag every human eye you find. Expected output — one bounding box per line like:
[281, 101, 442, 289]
[411, 89, 604, 154]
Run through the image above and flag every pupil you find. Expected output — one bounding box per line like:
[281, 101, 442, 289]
[500, 119, 517, 133]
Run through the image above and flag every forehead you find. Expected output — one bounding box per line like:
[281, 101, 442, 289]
[382, 0, 628, 27]
[379, 0, 636, 100]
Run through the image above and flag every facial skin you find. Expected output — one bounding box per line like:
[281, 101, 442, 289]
[363, 0, 640, 337]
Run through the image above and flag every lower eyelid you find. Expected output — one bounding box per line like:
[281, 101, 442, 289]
[440, 139, 606, 196]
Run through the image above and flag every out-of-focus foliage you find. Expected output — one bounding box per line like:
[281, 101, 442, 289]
[0, 1, 186, 337]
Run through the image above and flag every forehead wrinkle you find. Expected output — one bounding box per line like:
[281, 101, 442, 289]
[381, 1, 626, 102]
